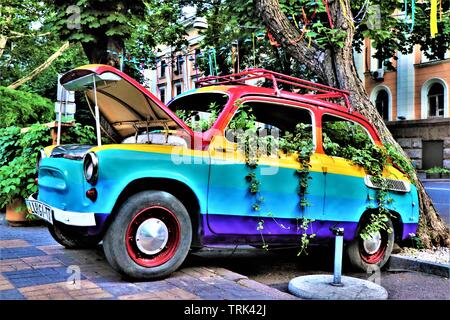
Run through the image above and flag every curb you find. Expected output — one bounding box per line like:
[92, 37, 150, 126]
[387, 254, 450, 278]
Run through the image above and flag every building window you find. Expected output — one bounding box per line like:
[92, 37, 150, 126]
[174, 82, 182, 97]
[375, 89, 389, 121]
[428, 83, 444, 117]
[159, 86, 166, 103]
[160, 60, 166, 78]
[174, 56, 184, 76]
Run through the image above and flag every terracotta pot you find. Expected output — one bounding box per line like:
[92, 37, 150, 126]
[6, 198, 28, 226]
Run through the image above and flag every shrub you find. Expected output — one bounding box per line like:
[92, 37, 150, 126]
[0, 86, 53, 128]
[0, 122, 98, 215]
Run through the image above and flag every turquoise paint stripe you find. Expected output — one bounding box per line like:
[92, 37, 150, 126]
[38, 149, 210, 214]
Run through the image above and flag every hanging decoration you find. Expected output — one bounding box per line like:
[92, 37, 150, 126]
[352, 0, 370, 24]
[267, 29, 281, 47]
[430, 0, 438, 38]
[207, 48, 218, 76]
[403, 0, 415, 32]
[338, 0, 355, 28]
[323, 0, 334, 28]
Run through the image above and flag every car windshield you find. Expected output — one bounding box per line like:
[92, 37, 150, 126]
[168, 92, 229, 132]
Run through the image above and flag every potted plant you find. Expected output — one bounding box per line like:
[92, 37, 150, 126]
[425, 166, 449, 179]
[441, 167, 450, 179]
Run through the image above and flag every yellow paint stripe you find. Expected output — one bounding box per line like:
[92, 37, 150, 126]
[91, 144, 409, 182]
[43, 145, 57, 157]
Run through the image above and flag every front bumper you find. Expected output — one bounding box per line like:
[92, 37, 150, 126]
[25, 193, 97, 227]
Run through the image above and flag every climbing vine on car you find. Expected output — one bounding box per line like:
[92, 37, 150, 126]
[233, 100, 316, 254]
[322, 120, 414, 240]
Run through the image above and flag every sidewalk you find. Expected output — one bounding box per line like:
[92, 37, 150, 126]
[0, 218, 295, 300]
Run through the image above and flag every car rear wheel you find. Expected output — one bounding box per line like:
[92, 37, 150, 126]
[347, 216, 394, 272]
[48, 221, 101, 249]
[103, 191, 192, 280]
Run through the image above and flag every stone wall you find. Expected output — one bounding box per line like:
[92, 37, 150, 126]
[386, 118, 450, 169]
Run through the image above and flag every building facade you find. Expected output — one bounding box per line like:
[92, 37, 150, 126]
[146, 16, 205, 105]
[354, 39, 450, 170]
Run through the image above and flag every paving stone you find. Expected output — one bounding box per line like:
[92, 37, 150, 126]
[0, 247, 47, 260]
[0, 240, 30, 249]
[0, 289, 25, 300]
[206, 267, 248, 282]
[0, 222, 295, 300]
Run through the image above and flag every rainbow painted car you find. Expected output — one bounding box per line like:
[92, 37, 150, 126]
[26, 65, 419, 279]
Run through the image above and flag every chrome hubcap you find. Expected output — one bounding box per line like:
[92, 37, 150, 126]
[363, 231, 382, 254]
[135, 218, 169, 255]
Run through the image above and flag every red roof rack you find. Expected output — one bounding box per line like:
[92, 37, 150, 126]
[196, 68, 351, 110]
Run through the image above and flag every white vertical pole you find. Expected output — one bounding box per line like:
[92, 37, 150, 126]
[92, 75, 102, 146]
[331, 227, 344, 286]
[56, 91, 64, 146]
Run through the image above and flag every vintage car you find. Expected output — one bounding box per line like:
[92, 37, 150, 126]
[26, 65, 419, 279]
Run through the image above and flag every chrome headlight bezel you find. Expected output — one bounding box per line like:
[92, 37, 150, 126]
[83, 152, 99, 185]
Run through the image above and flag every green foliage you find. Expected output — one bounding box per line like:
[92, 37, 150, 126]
[0, 122, 99, 217]
[0, 124, 52, 212]
[425, 166, 450, 174]
[63, 123, 97, 145]
[175, 101, 221, 132]
[0, 86, 53, 128]
[409, 233, 425, 249]
[0, 126, 21, 167]
[385, 143, 416, 181]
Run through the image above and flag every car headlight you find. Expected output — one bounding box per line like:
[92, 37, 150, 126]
[36, 149, 47, 173]
[83, 152, 99, 185]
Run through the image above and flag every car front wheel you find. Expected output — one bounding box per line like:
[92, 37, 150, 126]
[48, 221, 101, 249]
[103, 191, 192, 280]
[347, 216, 394, 272]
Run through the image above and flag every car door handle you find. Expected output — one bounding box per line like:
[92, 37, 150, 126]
[214, 147, 235, 153]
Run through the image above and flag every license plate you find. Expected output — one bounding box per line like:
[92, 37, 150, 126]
[26, 199, 54, 224]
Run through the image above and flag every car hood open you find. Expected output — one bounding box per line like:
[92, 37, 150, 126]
[60, 64, 192, 142]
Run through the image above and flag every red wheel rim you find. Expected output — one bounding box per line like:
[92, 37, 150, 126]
[125, 206, 181, 267]
[359, 230, 388, 264]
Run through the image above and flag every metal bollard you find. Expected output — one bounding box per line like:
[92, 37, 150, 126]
[330, 227, 344, 287]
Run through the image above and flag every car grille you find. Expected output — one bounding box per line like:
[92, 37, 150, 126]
[364, 175, 410, 193]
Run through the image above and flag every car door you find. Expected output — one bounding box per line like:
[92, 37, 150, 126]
[319, 113, 375, 232]
[207, 99, 325, 237]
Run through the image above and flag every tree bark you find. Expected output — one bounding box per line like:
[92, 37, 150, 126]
[255, 0, 450, 247]
[0, 35, 7, 60]
[81, 36, 125, 68]
[7, 41, 70, 90]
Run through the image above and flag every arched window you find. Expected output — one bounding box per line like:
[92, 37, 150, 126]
[375, 89, 389, 121]
[428, 83, 445, 117]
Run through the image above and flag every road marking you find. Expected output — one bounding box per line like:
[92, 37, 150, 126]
[425, 187, 450, 191]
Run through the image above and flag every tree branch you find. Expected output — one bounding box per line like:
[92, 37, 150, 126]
[254, 0, 327, 79]
[7, 41, 70, 90]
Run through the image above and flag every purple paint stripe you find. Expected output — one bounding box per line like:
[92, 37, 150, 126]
[202, 214, 359, 244]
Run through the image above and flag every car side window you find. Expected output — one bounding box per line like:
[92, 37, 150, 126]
[224, 101, 314, 155]
[322, 114, 373, 159]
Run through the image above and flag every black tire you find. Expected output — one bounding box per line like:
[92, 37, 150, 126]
[347, 215, 394, 272]
[103, 191, 192, 280]
[48, 221, 101, 249]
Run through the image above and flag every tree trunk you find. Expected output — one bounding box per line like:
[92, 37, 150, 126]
[0, 35, 7, 60]
[82, 36, 125, 68]
[8, 41, 70, 90]
[255, 0, 450, 247]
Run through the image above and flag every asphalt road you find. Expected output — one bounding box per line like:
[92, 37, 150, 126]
[423, 181, 450, 226]
[189, 246, 450, 300]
